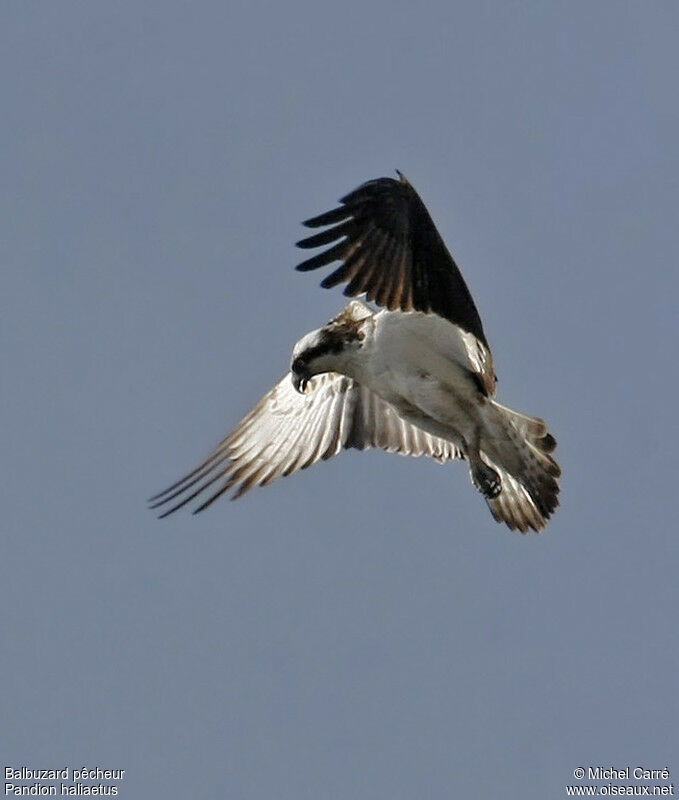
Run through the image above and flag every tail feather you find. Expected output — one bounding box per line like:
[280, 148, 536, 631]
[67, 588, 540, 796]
[485, 466, 548, 532]
[482, 402, 560, 533]
[490, 401, 547, 438]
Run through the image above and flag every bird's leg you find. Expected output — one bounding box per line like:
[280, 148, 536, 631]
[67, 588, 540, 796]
[466, 427, 501, 499]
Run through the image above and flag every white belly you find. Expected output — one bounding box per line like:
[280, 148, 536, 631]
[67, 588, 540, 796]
[355, 311, 485, 446]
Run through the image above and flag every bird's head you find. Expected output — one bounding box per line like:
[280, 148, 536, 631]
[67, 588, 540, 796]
[290, 311, 368, 394]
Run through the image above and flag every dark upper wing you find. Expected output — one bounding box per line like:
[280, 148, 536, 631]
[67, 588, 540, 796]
[149, 372, 462, 517]
[296, 172, 489, 349]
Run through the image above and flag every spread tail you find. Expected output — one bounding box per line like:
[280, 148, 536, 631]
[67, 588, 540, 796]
[481, 401, 561, 533]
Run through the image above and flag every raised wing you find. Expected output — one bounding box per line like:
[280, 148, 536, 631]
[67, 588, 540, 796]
[149, 372, 462, 517]
[296, 173, 489, 349]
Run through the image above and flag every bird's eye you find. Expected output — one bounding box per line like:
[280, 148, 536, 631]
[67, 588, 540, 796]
[292, 357, 305, 373]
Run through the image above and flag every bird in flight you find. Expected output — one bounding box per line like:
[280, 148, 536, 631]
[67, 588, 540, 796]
[150, 172, 560, 532]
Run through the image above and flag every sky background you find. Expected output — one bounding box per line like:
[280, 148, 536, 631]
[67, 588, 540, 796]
[2, 2, 678, 798]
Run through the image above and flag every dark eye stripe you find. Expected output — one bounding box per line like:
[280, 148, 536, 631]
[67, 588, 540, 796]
[302, 341, 336, 362]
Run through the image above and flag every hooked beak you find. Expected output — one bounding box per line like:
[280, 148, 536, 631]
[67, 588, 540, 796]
[291, 361, 311, 394]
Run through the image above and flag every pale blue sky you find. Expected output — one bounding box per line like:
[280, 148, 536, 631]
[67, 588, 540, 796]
[2, 2, 678, 798]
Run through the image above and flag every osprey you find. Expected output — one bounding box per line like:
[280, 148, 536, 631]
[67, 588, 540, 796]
[150, 173, 560, 532]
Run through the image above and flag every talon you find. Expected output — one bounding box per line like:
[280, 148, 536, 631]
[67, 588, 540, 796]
[471, 461, 501, 498]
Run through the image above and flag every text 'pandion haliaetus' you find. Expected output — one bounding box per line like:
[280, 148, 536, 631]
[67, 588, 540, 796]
[150, 173, 560, 532]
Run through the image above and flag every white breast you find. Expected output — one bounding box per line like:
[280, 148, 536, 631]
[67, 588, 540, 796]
[353, 310, 480, 426]
[373, 310, 475, 370]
